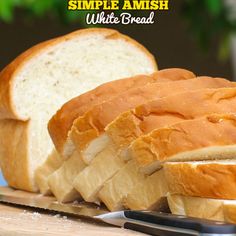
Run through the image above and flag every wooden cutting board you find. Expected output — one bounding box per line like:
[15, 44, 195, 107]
[0, 203, 145, 236]
[0, 186, 145, 236]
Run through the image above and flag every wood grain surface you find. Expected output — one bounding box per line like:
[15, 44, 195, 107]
[0, 203, 145, 236]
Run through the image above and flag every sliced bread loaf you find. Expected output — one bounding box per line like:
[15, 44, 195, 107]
[0, 28, 157, 191]
[47, 69, 196, 201]
[99, 87, 236, 211]
[72, 78, 235, 204]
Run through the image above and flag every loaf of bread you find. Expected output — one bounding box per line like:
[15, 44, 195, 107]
[0, 28, 157, 192]
[167, 194, 236, 223]
[164, 160, 236, 199]
[45, 69, 194, 200]
[71, 79, 235, 205]
[129, 114, 236, 174]
[91, 87, 236, 210]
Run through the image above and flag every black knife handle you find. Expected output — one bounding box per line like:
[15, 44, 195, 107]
[123, 211, 236, 236]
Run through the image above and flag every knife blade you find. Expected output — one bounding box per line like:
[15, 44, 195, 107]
[0, 187, 236, 236]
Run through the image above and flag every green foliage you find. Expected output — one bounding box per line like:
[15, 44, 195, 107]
[0, 0, 86, 24]
[182, 0, 236, 59]
[1, 0, 236, 59]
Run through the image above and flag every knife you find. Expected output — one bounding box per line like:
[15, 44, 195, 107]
[0, 187, 236, 236]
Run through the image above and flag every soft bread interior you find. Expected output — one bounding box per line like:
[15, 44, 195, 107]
[13, 31, 156, 120]
[99, 160, 145, 211]
[125, 169, 168, 210]
[35, 149, 62, 195]
[48, 151, 86, 203]
[82, 134, 111, 164]
[73, 145, 124, 203]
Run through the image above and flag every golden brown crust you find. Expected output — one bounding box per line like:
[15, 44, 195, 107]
[130, 114, 236, 170]
[49, 68, 194, 155]
[167, 194, 236, 223]
[0, 28, 157, 120]
[164, 161, 236, 199]
[71, 77, 235, 155]
[0, 120, 34, 191]
[106, 87, 236, 151]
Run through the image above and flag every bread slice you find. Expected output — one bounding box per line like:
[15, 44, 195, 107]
[49, 68, 194, 157]
[106, 87, 236, 161]
[164, 160, 236, 200]
[46, 69, 196, 201]
[73, 144, 123, 202]
[71, 77, 234, 165]
[0, 28, 157, 191]
[98, 160, 145, 211]
[167, 194, 236, 223]
[125, 170, 168, 210]
[47, 151, 86, 203]
[35, 149, 62, 195]
[98, 88, 236, 210]
[130, 114, 236, 174]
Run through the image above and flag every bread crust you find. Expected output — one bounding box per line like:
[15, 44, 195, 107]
[0, 120, 34, 191]
[167, 194, 236, 223]
[70, 78, 235, 162]
[106, 87, 236, 153]
[0, 28, 157, 121]
[164, 161, 236, 199]
[49, 68, 194, 156]
[130, 114, 236, 172]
